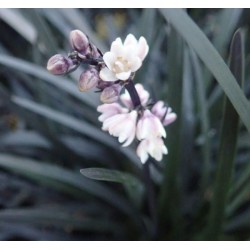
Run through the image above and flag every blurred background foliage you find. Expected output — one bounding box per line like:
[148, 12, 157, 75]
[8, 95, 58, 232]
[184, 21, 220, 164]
[0, 8, 249, 240]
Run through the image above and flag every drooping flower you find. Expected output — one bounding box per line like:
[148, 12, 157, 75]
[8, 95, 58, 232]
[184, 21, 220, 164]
[102, 111, 138, 147]
[136, 137, 168, 164]
[99, 34, 149, 82]
[151, 101, 177, 126]
[97, 83, 176, 163]
[136, 109, 166, 140]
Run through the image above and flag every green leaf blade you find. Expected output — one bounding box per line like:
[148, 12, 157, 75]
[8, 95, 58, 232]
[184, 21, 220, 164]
[160, 9, 250, 133]
[205, 29, 244, 240]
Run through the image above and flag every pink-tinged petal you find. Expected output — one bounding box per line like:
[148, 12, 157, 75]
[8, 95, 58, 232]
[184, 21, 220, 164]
[134, 83, 150, 106]
[102, 114, 124, 132]
[136, 110, 166, 140]
[102, 111, 137, 146]
[100, 67, 118, 81]
[121, 111, 137, 146]
[120, 89, 133, 109]
[136, 111, 151, 140]
[111, 39, 124, 56]
[136, 140, 149, 164]
[130, 57, 142, 72]
[137, 36, 149, 61]
[151, 101, 166, 119]
[103, 52, 116, 70]
[163, 113, 177, 126]
[97, 103, 128, 122]
[124, 34, 137, 47]
[116, 71, 131, 81]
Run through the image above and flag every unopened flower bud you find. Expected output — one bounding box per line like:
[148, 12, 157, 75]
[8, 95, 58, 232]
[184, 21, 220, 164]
[70, 30, 89, 55]
[100, 85, 122, 104]
[78, 68, 99, 92]
[47, 54, 72, 75]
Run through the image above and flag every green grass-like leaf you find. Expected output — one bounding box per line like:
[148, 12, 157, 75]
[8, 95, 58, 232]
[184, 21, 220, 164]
[0, 153, 137, 217]
[160, 9, 250, 133]
[81, 168, 144, 207]
[205, 29, 244, 240]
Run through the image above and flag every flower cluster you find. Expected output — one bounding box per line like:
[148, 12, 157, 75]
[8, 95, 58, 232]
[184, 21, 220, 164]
[98, 84, 176, 163]
[47, 30, 148, 104]
[47, 30, 177, 164]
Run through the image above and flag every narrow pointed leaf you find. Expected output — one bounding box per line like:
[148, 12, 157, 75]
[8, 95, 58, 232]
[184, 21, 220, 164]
[205, 29, 244, 240]
[160, 9, 250, 133]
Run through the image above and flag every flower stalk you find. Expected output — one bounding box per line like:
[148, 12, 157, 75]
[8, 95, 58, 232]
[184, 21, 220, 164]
[124, 79, 141, 109]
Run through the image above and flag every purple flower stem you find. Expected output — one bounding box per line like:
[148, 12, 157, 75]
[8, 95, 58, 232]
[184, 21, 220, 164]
[125, 80, 141, 109]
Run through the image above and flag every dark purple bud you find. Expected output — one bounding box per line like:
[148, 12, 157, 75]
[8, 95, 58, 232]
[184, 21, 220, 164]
[100, 84, 122, 103]
[47, 54, 72, 75]
[70, 30, 89, 55]
[78, 68, 99, 92]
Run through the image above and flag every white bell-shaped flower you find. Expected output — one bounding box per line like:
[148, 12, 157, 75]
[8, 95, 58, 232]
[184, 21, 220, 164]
[151, 101, 177, 126]
[136, 137, 168, 164]
[102, 110, 138, 147]
[136, 110, 166, 140]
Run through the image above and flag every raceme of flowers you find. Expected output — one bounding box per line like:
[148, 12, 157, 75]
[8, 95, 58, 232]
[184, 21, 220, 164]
[47, 29, 176, 164]
[98, 84, 177, 163]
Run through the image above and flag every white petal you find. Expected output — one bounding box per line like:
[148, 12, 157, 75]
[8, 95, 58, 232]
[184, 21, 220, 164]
[124, 34, 137, 47]
[147, 137, 168, 162]
[116, 71, 131, 81]
[137, 36, 149, 61]
[154, 116, 166, 138]
[136, 112, 153, 140]
[97, 103, 127, 122]
[123, 44, 138, 62]
[111, 39, 124, 56]
[103, 52, 116, 70]
[102, 114, 123, 131]
[162, 144, 168, 154]
[135, 83, 150, 106]
[136, 110, 166, 139]
[114, 37, 123, 46]
[121, 111, 137, 146]
[136, 140, 149, 164]
[130, 57, 142, 72]
[99, 67, 118, 81]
